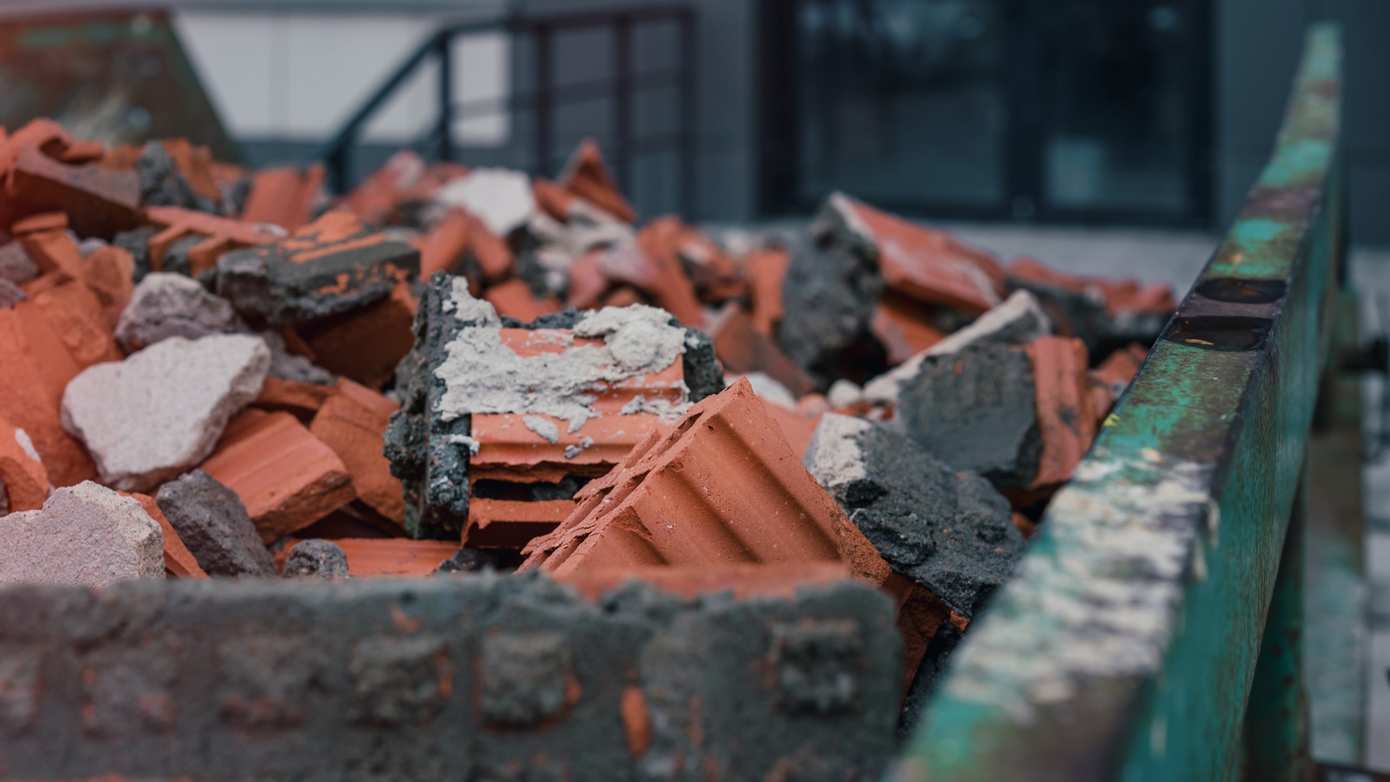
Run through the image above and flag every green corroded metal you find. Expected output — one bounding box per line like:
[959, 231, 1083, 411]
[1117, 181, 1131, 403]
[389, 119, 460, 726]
[892, 24, 1344, 782]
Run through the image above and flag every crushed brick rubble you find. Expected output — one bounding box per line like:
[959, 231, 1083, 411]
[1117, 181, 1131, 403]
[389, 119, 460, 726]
[0, 120, 1173, 778]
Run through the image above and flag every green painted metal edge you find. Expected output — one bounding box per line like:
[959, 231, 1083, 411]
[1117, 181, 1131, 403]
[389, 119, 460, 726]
[891, 23, 1343, 782]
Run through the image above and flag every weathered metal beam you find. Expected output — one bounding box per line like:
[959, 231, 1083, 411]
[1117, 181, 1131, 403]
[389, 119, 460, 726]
[892, 23, 1344, 782]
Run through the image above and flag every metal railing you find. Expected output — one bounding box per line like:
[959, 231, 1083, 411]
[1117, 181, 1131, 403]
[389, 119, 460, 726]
[317, 5, 696, 214]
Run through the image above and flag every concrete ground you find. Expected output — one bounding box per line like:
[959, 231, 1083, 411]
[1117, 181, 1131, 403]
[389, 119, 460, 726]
[942, 223, 1389, 771]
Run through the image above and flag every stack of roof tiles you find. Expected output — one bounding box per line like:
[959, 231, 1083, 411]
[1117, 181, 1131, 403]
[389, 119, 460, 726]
[0, 119, 1174, 772]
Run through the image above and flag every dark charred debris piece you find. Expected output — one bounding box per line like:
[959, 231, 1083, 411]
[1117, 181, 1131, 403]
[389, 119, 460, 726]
[154, 469, 276, 577]
[215, 211, 419, 326]
[896, 342, 1043, 492]
[282, 539, 350, 578]
[806, 413, 1024, 617]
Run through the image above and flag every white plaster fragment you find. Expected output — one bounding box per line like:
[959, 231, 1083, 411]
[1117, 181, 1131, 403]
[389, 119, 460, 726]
[803, 413, 873, 492]
[522, 415, 560, 444]
[434, 303, 687, 431]
[433, 168, 535, 236]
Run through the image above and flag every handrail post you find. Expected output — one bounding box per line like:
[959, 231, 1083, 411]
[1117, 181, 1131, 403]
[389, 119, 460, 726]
[613, 14, 633, 194]
[533, 23, 554, 175]
[678, 8, 696, 217]
[436, 31, 454, 164]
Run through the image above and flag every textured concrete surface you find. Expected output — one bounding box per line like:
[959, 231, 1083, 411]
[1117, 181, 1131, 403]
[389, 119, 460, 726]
[114, 272, 246, 352]
[156, 470, 276, 578]
[0, 481, 163, 587]
[61, 334, 270, 492]
[0, 574, 899, 780]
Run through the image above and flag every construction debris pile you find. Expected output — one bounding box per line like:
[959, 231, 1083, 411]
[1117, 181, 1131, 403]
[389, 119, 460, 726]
[0, 120, 1173, 776]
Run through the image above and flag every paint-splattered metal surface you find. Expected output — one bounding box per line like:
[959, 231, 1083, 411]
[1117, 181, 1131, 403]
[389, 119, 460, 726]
[892, 24, 1344, 782]
[0, 8, 239, 161]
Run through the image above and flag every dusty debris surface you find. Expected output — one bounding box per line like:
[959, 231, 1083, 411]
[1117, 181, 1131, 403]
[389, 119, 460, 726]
[0, 120, 1171, 776]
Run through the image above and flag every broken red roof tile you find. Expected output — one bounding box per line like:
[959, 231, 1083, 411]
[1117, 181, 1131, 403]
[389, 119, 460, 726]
[10, 211, 68, 235]
[418, 209, 512, 282]
[484, 278, 562, 322]
[0, 415, 50, 512]
[339, 150, 427, 224]
[520, 379, 891, 586]
[79, 245, 136, 330]
[560, 138, 636, 224]
[558, 561, 856, 601]
[595, 228, 702, 327]
[533, 177, 576, 221]
[146, 206, 279, 276]
[18, 226, 86, 282]
[640, 216, 744, 304]
[465, 498, 574, 549]
[871, 294, 946, 366]
[309, 379, 405, 526]
[200, 409, 354, 543]
[1025, 336, 1097, 493]
[332, 537, 460, 577]
[708, 303, 815, 397]
[240, 164, 325, 231]
[1007, 257, 1176, 316]
[159, 138, 223, 202]
[566, 249, 608, 310]
[0, 305, 97, 486]
[744, 247, 790, 336]
[122, 491, 208, 578]
[829, 193, 1004, 314]
[254, 377, 335, 420]
[25, 279, 122, 369]
[297, 279, 417, 389]
[2, 141, 140, 238]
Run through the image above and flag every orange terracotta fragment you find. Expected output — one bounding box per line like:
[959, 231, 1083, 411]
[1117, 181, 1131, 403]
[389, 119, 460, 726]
[200, 410, 354, 543]
[1025, 336, 1096, 491]
[871, 293, 946, 365]
[1008, 257, 1176, 316]
[484, 278, 562, 322]
[159, 138, 222, 202]
[122, 492, 207, 578]
[418, 209, 512, 282]
[333, 538, 461, 577]
[533, 178, 575, 220]
[298, 280, 417, 389]
[0, 306, 96, 486]
[309, 379, 405, 525]
[10, 211, 68, 235]
[745, 247, 790, 336]
[145, 206, 278, 276]
[255, 377, 335, 419]
[2, 143, 141, 238]
[0, 415, 50, 512]
[464, 498, 574, 549]
[640, 216, 743, 303]
[708, 303, 815, 397]
[759, 399, 821, 459]
[78, 245, 135, 329]
[339, 150, 426, 224]
[560, 138, 636, 223]
[521, 379, 891, 587]
[19, 228, 86, 282]
[25, 280, 122, 369]
[240, 164, 325, 231]
[834, 194, 1004, 314]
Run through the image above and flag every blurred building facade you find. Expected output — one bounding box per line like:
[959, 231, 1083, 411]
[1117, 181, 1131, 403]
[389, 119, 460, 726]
[6, 0, 1386, 241]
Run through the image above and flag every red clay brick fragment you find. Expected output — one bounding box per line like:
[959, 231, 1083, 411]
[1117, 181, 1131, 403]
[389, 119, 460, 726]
[2, 144, 141, 238]
[560, 138, 636, 223]
[309, 379, 405, 525]
[521, 379, 891, 586]
[254, 377, 335, 419]
[0, 306, 97, 486]
[332, 538, 461, 577]
[0, 416, 49, 512]
[1025, 336, 1097, 491]
[200, 410, 354, 542]
[745, 247, 790, 336]
[830, 193, 1004, 314]
[297, 279, 417, 389]
[484, 278, 562, 322]
[708, 303, 815, 397]
[240, 164, 325, 231]
[146, 206, 278, 276]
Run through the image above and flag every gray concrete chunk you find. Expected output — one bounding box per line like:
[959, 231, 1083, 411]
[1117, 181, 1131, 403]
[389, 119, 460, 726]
[61, 334, 270, 492]
[0, 481, 163, 587]
[115, 272, 248, 352]
[155, 470, 275, 577]
[806, 413, 1024, 617]
[282, 539, 349, 578]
